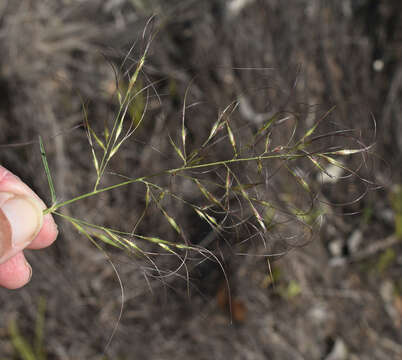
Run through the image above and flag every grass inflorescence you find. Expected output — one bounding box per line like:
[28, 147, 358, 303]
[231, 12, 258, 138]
[39, 38, 378, 319]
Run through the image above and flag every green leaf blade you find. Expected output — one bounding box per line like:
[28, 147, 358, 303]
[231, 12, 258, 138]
[39, 136, 57, 206]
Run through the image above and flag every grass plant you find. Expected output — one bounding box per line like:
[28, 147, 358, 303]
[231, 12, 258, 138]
[39, 40, 376, 273]
[36, 37, 377, 347]
[8, 298, 47, 360]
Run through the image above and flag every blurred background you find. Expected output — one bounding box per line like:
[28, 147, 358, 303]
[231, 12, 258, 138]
[0, 0, 401, 359]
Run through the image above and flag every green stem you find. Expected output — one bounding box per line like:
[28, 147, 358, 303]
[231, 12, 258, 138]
[43, 176, 145, 215]
[43, 152, 304, 215]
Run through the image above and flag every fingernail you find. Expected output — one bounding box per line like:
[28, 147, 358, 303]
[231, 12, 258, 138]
[26, 260, 32, 283]
[0, 193, 43, 248]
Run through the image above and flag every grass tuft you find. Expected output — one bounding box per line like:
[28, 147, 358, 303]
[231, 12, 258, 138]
[8, 298, 47, 360]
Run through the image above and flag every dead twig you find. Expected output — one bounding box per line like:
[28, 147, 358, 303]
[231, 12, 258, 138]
[350, 235, 400, 262]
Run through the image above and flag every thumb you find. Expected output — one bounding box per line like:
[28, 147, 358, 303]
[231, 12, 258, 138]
[0, 192, 43, 264]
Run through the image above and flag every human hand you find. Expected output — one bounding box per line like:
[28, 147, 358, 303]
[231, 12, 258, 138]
[0, 165, 58, 289]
